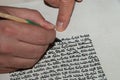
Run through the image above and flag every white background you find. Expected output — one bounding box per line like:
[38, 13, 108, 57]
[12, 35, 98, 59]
[0, 0, 120, 80]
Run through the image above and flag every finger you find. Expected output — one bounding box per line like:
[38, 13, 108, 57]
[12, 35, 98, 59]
[0, 55, 38, 69]
[44, 0, 83, 8]
[44, 0, 59, 8]
[0, 20, 56, 45]
[56, 0, 75, 32]
[0, 68, 16, 73]
[0, 35, 48, 59]
[0, 6, 54, 29]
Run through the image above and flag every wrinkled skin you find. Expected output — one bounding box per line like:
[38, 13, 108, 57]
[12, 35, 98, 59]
[0, 6, 56, 73]
[44, 0, 83, 31]
[0, 0, 83, 73]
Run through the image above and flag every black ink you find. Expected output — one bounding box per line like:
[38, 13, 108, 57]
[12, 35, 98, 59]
[9, 34, 107, 80]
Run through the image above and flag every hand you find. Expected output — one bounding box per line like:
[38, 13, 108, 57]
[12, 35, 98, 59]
[44, 0, 83, 32]
[0, 6, 56, 73]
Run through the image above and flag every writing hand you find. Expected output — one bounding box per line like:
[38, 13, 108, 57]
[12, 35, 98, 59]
[0, 6, 56, 73]
[44, 0, 83, 32]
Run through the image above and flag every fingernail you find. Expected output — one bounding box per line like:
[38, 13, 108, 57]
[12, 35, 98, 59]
[56, 21, 64, 32]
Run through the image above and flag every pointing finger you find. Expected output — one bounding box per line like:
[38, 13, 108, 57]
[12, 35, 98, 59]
[56, 0, 75, 32]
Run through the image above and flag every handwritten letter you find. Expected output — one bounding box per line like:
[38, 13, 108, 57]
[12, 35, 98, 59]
[9, 34, 107, 80]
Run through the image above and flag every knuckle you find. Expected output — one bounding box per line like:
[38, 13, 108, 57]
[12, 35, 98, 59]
[22, 64, 34, 69]
[28, 46, 47, 59]
[0, 42, 13, 54]
[48, 30, 56, 43]
[23, 47, 46, 59]
[36, 47, 47, 58]
[41, 36, 48, 44]
[0, 57, 13, 68]
[9, 58, 37, 69]
[20, 60, 37, 69]
[0, 21, 17, 37]
[38, 33, 48, 44]
[3, 27, 16, 36]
